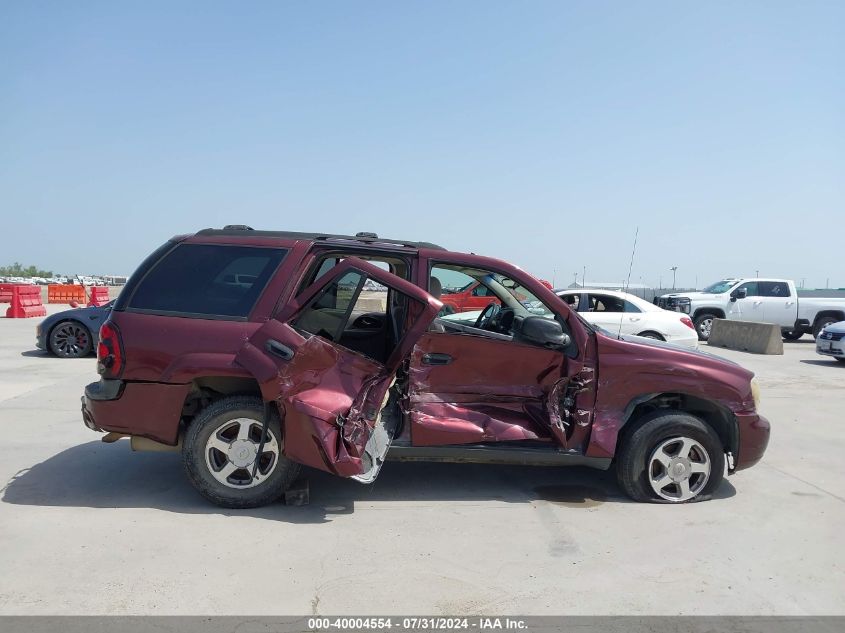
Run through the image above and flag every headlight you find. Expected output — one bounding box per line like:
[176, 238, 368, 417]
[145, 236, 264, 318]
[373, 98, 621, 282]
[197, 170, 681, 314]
[750, 378, 761, 410]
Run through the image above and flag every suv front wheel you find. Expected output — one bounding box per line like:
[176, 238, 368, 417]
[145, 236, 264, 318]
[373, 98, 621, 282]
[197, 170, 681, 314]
[183, 395, 300, 508]
[616, 411, 725, 503]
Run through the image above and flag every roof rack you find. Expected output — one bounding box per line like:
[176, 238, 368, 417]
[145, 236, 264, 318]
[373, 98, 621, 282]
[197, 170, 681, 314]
[195, 227, 445, 250]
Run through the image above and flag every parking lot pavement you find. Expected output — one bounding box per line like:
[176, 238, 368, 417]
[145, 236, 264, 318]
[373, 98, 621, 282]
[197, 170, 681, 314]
[0, 313, 843, 616]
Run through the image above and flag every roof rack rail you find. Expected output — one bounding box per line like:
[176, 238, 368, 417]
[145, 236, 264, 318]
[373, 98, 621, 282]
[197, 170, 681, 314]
[195, 227, 445, 250]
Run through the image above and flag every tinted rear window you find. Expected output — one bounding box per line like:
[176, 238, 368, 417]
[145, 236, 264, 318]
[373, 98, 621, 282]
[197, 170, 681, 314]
[126, 244, 287, 318]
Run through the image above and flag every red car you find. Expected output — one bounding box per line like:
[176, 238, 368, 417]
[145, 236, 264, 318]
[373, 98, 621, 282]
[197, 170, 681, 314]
[82, 227, 769, 508]
[440, 279, 553, 313]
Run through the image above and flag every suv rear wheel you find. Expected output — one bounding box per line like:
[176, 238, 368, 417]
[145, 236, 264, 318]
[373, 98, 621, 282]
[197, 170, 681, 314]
[183, 395, 300, 508]
[616, 411, 724, 503]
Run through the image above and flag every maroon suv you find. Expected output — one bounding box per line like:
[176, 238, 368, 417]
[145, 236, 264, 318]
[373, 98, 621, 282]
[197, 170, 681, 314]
[81, 227, 769, 507]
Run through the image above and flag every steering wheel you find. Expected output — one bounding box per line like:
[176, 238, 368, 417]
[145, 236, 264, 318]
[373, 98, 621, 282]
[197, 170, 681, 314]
[474, 302, 501, 330]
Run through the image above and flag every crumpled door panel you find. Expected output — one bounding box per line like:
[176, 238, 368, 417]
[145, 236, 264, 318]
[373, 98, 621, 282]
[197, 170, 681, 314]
[235, 320, 393, 477]
[408, 333, 585, 447]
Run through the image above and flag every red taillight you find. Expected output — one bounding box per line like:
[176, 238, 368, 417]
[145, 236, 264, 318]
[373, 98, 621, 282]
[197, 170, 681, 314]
[97, 321, 123, 378]
[680, 316, 695, 330]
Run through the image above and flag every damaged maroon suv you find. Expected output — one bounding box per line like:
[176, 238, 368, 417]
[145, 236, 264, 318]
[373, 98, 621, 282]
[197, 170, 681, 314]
[81, 227, 769, 507]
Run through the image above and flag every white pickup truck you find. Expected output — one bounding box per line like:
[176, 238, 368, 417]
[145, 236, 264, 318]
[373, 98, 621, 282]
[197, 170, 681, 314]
[657, 278, 845, 341]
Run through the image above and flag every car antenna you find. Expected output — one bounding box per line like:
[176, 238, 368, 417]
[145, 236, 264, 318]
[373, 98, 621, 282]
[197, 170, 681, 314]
[617, 226, 639, 339]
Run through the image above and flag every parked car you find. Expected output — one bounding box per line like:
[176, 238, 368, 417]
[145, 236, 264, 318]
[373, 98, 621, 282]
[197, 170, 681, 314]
[443, 288, 699, 349]
[558, 289, 698, 348]
[816, 320, 845, 363]
[81, 227, 769, 508]
[657, 278, 845, 341]
[36, 302, 113, 358]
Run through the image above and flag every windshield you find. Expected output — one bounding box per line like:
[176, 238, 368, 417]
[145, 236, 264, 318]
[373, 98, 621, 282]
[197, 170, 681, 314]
[487, 274, 555, 317]
[702, 280, 736, 294]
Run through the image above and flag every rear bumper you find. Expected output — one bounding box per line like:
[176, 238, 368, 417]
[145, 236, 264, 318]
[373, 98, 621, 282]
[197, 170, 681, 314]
[734, 412, 770, 471]
[81, 379, 124, 432]
[81, 379, 189, 446]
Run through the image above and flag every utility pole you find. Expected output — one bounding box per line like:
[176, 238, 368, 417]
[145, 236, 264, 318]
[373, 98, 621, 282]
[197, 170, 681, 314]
[670, 266, 678, 290]
[573, 272, 578, 287]
[583, 266, 586, 288]
[755, 269, 759, 278]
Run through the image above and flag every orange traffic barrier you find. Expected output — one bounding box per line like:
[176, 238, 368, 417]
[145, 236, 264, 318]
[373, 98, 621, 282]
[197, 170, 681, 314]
[87, 286, 110, 307]
[48, 284, 86, 304]
[6, 284, 47, 318]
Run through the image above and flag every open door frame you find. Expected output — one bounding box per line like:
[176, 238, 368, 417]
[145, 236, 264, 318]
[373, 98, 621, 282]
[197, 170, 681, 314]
[234, 257, 442, 479]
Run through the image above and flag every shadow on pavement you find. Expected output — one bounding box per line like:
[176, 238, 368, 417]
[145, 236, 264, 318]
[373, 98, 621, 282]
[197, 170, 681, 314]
[1, 440, 735, 523]
[800, 359, 845, 367]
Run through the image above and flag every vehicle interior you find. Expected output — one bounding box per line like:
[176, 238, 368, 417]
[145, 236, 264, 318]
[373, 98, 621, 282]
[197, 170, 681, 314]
[430, 264, 572, 351]
[292, 253, 413, 364]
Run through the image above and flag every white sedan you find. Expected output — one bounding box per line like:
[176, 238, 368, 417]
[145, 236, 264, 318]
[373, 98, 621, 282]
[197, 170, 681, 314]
[440, 288, 699, 349]
[557, 289, 699, 349]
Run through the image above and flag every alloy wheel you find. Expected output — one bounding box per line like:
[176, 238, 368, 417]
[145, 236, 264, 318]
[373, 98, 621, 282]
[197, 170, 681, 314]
[50, 322, 91, 358]
[204, 417, 280, 489]
[648, 436, 711, 502]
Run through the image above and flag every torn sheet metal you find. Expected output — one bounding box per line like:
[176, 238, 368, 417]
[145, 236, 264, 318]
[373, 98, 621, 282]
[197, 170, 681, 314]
[408, 332, 596, 449]
[236, 323, 392, 477]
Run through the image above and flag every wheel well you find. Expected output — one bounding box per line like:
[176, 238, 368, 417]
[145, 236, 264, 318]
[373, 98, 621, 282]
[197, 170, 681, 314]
[814, 311, 845, 326]
[618, 393, 737, 460]
[180, 376, 262, 424]
[692, 308, 725, 320]
[636, 330, 665, 340]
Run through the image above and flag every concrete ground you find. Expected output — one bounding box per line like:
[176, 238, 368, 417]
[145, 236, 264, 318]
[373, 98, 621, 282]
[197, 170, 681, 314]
[0, 305, 842, 615]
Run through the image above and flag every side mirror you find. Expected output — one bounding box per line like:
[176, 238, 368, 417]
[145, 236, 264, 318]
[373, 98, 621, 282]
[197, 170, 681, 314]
[731, 288, 747, 301]
[520, 316, 570, 348]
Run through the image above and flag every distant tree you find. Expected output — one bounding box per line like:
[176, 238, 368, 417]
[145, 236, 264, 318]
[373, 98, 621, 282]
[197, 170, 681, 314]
[0, 262, 53, 277]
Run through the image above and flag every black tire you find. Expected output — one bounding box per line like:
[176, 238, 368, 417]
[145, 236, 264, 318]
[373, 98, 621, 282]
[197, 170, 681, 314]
[693, 313, 718, 341]
[616, 411, 725, 503]
[48, 320, 93, 358]
[182, 395, 300, 509]
[781, 329, 803, 341]
[637, 331, 664, 341]
[813, 316, 839, 340]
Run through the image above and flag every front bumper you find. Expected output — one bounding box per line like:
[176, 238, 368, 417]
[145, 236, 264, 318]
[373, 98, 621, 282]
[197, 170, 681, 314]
[35, 324, 47, 351]
[816, 337, 845, 358]
[734, 412, 771, 471]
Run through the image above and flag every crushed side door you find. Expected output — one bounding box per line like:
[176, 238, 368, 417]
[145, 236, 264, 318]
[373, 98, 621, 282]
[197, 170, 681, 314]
[235, 257, 441, 482]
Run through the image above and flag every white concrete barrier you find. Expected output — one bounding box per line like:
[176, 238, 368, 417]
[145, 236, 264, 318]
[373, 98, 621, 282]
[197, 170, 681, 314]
[708, 319, 784, 355]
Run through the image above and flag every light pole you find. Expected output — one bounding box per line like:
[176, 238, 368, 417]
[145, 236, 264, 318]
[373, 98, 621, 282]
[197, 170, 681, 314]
[670, 266, 678, 290]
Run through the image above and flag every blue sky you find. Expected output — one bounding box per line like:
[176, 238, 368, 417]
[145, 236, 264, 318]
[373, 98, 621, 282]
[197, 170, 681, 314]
[1, 1, 843, 288]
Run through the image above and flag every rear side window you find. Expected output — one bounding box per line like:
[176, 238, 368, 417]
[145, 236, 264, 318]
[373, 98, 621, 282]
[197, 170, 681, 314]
[126, 244, 287, 319]
[759, 281, 791, 297]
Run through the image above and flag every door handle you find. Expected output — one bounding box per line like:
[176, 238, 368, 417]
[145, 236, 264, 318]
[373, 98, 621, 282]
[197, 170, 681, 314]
[628, 317, 641, 322]
[422, 352, 453, 365]
[266, 339, 295, 361]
